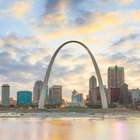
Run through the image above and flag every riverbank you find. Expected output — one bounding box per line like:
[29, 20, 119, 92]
[0, 107, 139, 113]
[0, 108, 140, 118]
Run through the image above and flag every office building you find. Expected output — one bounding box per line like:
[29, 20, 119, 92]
[130, 88, 140, 103]
[108, 88, 120, 103]
[49, 85, 62, 104]
[71, 90, 83, 103]
[89, 76, 97, 103]
[108, 65, 124, 104]
[33, 80, 43, 103]
[17, 91, 32, 105]
[71, 90, 84, 106]
[90, 86, 108, 105]
[120, 83, 130, 105]
[89, 75, 97, 90]
[108, 65, 124, 88]
[1, 84, 10, 106]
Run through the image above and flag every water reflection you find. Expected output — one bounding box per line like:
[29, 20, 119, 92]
[0, 117, 140, 140]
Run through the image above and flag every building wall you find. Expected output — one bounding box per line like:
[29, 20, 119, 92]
[89, 76, 97, 103]
[71, 91, 84, 107]
[130, 88, 140, 102]
[89, 75, 97, 90]
[2, 84, 10, 106]
[108, 65, 124, 104]
[89, 87, 108, 105]
[49, 85, 62, 104]
[46, 85, 49, 96]
[89, 88, 96, 103]
[120, 84, 129, 105]
[17, 91, 32, 105]
[72, 93, 83, 103]
[108, 65, 124, 88]
[108, 87, 120, 103]
[33, 80, 43, 103]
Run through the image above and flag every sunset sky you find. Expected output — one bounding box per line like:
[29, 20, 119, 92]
[0, 0, 140, 100]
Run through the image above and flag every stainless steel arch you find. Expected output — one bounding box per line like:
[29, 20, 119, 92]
[38, 40, 108, 109]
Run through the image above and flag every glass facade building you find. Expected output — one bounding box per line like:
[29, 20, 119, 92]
[33, 80, 43, 103]
[17, 91, 32, 105]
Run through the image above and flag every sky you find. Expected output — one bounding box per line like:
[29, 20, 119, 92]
[0, 0, 140, 101]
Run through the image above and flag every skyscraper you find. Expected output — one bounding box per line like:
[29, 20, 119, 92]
[120, 83, 130, 105]
[108, 65, 124, 104]
[49, 85, 62, 104]
[89, 75, 97, 90]
[89, 76, 97, 103]
[33, 80, 43, 103]
[1, 84, 10, 106]
[108, 65, 124, 88]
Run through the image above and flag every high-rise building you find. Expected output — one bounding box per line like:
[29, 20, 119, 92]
[89, 76, 97, 103]
[33, 80, 43, 103]
[71, 90, 83, 103]
[130, 88, 140, 103]
[108, 65, 124, 104]
[90, 87, 101, 104]
[108, 65, 124, 88]
[45, 87, 52, 104]
[120, 83, 130, 105]
[17, 91, 32, 105]
[90, 86, 108, 105]
[89, 75, 97, 90]
[1, 84, 10, 106]
[71, 90, 84, 106]
[108, 88, 120, 103]
[49, 85, 62, 104]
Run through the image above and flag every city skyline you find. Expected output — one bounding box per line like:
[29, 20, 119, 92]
[0, 0, 140, 101]
[0, 67, 139, 103]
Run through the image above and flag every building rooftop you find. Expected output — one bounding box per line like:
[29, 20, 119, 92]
[72, 89, 77, 95]
[2, 84, 10, 87]
[108, 65, 124, 70]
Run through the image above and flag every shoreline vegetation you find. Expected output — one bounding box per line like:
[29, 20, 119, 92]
[0, 107, 140, 113]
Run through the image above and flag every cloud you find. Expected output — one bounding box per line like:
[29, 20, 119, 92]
[33, 10, 125, 42]
[32, 0, 139, 43]
[0, 0, 32, 19]
[75, 12, 124, 34]
[111, 52, 127, 60]
[45, 0, 68, 15]
[112, 33, 139, 46]
[10, 1, 31, 19]
[118, 0, 136, 5]
[0, 32, 53, 65]
[73, 10, 96, 26]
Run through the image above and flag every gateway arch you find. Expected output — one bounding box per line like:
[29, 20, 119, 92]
[38, 40, 108, 109]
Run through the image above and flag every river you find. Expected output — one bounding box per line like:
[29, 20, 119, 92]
[0, 117, 140, 140]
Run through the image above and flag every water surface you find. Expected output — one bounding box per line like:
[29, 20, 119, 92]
[0, 117, 140, 140]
